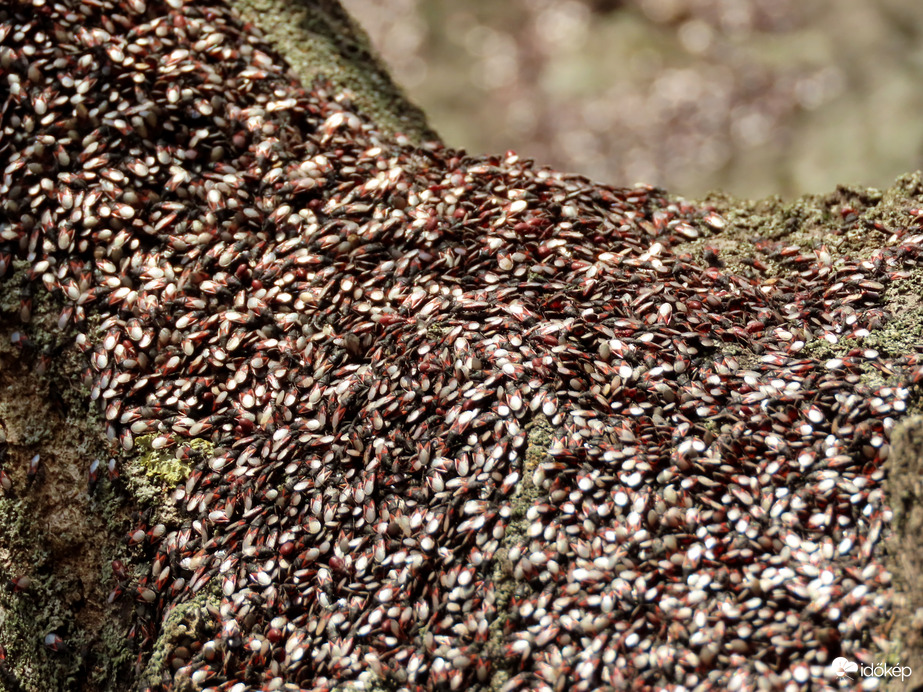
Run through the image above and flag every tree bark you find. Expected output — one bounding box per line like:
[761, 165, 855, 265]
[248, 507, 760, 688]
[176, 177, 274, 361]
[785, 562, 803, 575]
[0, 1, 920, 691]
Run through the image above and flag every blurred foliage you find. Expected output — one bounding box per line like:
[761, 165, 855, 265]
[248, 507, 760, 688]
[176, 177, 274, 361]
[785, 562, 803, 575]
[340, 0, 923, 198]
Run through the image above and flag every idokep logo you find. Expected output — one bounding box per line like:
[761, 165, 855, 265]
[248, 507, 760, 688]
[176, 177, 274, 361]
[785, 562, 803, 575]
[830, 657, 913, 682]
[831, 657, 858, 680]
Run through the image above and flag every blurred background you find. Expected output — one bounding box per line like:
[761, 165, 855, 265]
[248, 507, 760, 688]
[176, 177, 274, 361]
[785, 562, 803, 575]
[339, 0, 923, 199]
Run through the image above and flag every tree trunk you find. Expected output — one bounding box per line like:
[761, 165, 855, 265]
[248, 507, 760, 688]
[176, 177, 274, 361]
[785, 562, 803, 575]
[0, 1, 920, 690]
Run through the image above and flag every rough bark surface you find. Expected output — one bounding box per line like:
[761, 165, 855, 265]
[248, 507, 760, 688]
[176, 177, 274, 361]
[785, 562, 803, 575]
[0, 1, 921, 691]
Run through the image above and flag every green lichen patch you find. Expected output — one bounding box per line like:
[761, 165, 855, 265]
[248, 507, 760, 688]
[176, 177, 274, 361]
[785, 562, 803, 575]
[120, 436, 215, 533]
[131, 436, 212, 488]
[426, 322, 449, 340]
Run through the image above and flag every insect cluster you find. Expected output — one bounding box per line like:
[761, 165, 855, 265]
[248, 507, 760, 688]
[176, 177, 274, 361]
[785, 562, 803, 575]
[0, 0, 921, 690]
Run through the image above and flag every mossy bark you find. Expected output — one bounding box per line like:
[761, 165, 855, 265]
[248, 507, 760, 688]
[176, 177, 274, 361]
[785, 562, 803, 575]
[226, 0, 437, 145]
[1, 1, 922, 690]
